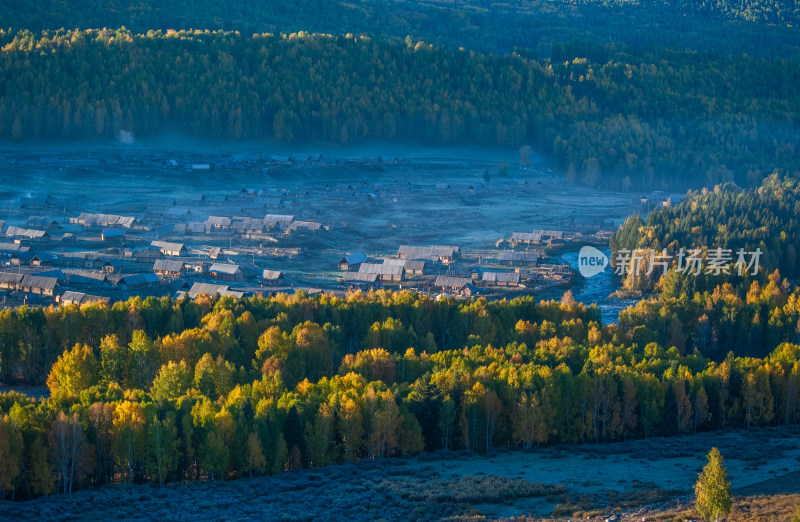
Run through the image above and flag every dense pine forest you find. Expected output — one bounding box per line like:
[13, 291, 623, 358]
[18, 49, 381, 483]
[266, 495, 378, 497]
[1, 275, 799, 497]
[1, 28, 799, 188]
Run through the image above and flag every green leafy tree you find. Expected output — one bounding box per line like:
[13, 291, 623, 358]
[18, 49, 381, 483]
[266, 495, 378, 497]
[146, 414, 178, 486]
[199, 432, 229, 480]
[99, 334, 126, 384]
[151, 361, 193, 402]
[0, 414, 23, 498]
[113, 401, 146, 483]
[128, 330, 159, 389]
[26, 435, 54, 496]
[694, 447, 732, 521]
[245, 432, 266, 478]
[46, 344, 98, 400]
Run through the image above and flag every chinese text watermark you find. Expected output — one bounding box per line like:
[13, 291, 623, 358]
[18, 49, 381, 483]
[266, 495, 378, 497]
[578, 246, 762, 278]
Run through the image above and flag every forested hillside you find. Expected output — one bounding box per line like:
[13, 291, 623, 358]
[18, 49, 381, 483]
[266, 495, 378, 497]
[1, 290, 799, 497]
[2, 0, 798, 57]
[611, 174, 800, 293]
[2, 29, 799, 188]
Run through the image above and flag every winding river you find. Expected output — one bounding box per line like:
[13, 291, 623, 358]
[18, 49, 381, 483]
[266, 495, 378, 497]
[550, 247, 639, 325]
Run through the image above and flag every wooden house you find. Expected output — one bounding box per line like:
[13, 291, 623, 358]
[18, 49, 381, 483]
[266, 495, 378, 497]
[533, 229, 564, 242]
[35, 269, 66, 282]
[187, 282, 244, 299]
[0, 242, 30, 263]
[65, 270, 109, 287]
[151, 240, 186, 257]
[119, 273, 161, 290]
[510, 232, 542, 246]
[263, 214, 294, 226]
[6, 227, 49, 242]
[434, 275, 476, 297]
[481, 271, 521, 287]
[498, 252, 538, 266]
[59, 291, 110, 306]
[358, 262, 403, 282]
[0, 272, 23, 290]
[208, 263, 243, 282]
[261, 270, 285, 286]
[102, 229, 126, 242]
[167, 208, 190, 220]
[398, 245, 460, 264]
[19, 274, 58, 296]
[206, 216, 232, 230]
[340, 271, 379, 289]
[100, 259, 124, 273]
[403, 260, 427, 277]
[27, 216, 61, 230]
[338, 252, 367, 271]
[30, 253, 58, 267]
[153, 259, 186, 278]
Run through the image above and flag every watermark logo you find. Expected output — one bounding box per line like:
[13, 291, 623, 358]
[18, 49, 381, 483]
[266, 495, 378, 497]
[578, 246, 609, 278]
[613, 247, 762, 277]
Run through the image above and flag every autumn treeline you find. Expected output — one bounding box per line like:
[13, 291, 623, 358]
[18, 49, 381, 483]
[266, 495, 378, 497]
[1, 28, 799, 188]
[1, 289, 799, 498]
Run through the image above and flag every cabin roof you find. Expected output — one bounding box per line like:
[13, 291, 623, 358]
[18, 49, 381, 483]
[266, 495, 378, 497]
[340, 252, 367, 265]
[434, 276, 472, 288]
[120, 273, 160, 285]
[482, 271, 521, 283]
[154, 259, 185, 272]
[151, 240, 185, 251]
[187, 282, 244, 299]
[21, 274, 58, 290]
[341, 272, 378, 283]
[209, 263, 241, 275]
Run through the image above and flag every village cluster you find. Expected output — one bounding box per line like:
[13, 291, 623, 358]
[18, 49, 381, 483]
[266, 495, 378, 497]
[0, 151, 623, 309]
[0, 212, 588, 306]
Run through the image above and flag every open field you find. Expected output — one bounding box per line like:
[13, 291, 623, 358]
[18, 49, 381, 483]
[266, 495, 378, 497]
[2, 426, 798, 521]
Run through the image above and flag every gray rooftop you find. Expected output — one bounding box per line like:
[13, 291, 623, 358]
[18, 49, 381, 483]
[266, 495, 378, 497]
[434, 276, 473, 288]
[154, 259, 185, 272]
[481, 272, 521, 283]
[187, 282, 244, 299]
[209, 263, 241, 275]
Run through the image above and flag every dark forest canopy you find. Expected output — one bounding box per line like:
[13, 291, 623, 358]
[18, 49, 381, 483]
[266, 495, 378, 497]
[1, 29, 799, 189]
[1, 0, 799, 58]
[0, 289, 799, 498]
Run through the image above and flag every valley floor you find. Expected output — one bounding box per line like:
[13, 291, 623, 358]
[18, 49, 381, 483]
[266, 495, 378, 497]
[2, 426, 799, 521]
